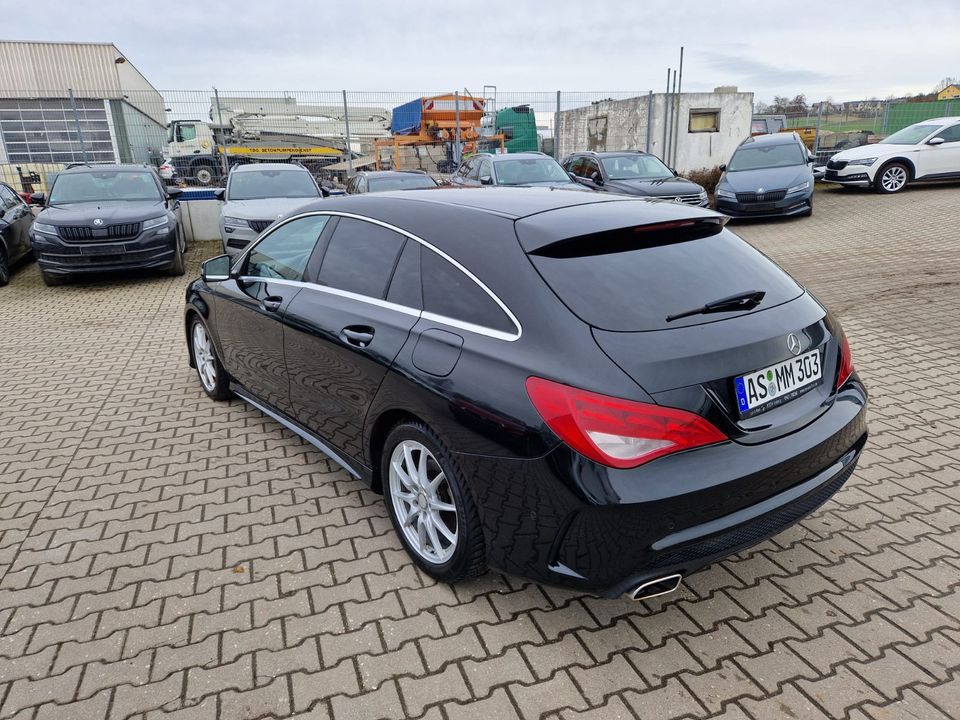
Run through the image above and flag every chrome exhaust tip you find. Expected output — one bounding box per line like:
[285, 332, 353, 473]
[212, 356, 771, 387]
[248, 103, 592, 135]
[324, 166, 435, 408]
[628, 573, 683, 601]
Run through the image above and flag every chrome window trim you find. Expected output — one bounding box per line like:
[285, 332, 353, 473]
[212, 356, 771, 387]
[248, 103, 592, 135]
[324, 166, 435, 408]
[234, 210, 523, 341]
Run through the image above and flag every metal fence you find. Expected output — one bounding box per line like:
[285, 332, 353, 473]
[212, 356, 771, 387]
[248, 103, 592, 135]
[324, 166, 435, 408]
[2, 88, 958, 196]
[778, 99, 959, 163]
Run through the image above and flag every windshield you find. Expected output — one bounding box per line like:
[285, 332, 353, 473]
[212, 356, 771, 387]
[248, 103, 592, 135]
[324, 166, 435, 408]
[880, 124, 939, 145]
[49, 171, 162, 203]
[369, 175, 438, 192]
[495, 158, 571, 186]
[228, 169, 320, 200]
[600, 154, 673, 180]
[727, 143, 805, 171]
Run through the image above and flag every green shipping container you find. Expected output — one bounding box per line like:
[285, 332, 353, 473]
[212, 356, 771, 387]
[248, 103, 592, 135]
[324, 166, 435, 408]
[496, 105, 539, 153]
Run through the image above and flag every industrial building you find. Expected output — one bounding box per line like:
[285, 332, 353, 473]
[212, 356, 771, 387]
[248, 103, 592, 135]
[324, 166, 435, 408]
[556, 87, 754, 172]
[0, 41, 166, 186]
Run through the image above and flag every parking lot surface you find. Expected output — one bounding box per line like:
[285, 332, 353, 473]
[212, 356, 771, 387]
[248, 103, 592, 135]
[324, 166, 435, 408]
[1, 184, 959, 720]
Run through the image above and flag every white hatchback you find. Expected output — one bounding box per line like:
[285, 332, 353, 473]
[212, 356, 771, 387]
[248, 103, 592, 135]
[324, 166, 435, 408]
[823, 116, 960, 193]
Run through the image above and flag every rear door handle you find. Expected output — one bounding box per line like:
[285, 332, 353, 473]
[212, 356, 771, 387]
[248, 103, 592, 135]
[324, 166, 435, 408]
[340, 325, 375, 347]
[261, 295, 283, 312]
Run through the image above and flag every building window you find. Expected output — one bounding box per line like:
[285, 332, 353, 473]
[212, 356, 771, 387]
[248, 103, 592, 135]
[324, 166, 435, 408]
[0, 98, 116, 163]
[688, 109, 720, 133]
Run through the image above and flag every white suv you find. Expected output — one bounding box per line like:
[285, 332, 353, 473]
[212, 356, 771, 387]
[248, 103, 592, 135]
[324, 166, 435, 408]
[823, 116, 960, 193]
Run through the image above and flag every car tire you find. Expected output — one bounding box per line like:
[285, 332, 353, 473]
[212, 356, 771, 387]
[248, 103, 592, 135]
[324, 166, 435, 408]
[0, 248, 9, 287]
[190, 316, 231, 400]
[875, 162, 909, 194]
[168, 232, 186, 276]
[40, 269, 65, 286]
[193, 165, 216, 186]
[381, 421, 487, 583]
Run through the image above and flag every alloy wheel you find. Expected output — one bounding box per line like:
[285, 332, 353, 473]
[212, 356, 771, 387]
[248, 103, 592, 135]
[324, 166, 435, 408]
[192, 322, 217, 391]
[880, 165, 907, 192]
[388, 440, 458, 564]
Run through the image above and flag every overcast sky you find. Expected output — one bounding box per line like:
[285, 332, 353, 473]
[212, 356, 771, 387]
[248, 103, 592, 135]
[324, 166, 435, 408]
[5, 0, 958, 103]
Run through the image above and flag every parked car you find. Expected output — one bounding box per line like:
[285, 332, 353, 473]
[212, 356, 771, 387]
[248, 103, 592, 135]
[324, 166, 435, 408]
[0, 181, 35, 286]
[185, 188, 867, 599]
[562, 151, 708, 205]
[215, 163, 322, 257]
[158, 158, 177, 185]
[714, 133, 815, 218]
[29, 164, 184, 286]
[346, 170, 439, 194]
[823, 116, 960, 193]
[451, 152, 589, 190]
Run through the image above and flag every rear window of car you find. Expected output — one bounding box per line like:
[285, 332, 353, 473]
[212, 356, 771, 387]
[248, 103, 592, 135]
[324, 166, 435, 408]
[526, 227, 803, 332]
[421, 249, 517, 335]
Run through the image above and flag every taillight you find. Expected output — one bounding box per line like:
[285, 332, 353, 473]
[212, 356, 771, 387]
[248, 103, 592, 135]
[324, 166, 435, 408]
[836, 334, 854, 389]
[525, 376, 727, 469]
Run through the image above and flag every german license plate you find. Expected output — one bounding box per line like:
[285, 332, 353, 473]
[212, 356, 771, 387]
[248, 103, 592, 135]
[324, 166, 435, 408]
[734, 349, 822, 417]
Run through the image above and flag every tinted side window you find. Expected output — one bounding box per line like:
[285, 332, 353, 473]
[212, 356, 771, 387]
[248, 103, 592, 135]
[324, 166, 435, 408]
[0, 185, 18, 210]
[386, 240, 422, 308]
[479, 159, 493, 181]
[584, 159, 601, 178]
[246, 215, 329, 281]
[936, 124, 960, 143]
[421, 249, 515, 334]
[317, 217, 405, 298]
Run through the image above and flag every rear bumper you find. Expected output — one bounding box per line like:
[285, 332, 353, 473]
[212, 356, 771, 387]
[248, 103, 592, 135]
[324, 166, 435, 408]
[32, 228, 179, 276]
[459, 378, 867, 597]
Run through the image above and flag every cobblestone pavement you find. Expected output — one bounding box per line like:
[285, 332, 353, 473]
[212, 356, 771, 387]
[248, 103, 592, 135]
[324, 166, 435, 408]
[1, 183, 959, 720]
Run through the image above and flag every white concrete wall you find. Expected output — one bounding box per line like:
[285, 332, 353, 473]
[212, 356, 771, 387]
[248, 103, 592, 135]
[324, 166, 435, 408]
[179, 200, 222, 243]
[557, 91, 753, 172]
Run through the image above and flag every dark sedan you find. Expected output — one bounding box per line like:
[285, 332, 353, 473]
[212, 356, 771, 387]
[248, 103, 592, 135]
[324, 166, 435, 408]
[451, 152, 590, 191]
[563, 151, 709, 206]
[346, 170, 439, 194]
[185, 189, 867, 599]
[714, 133, 816, 218]
[0, 181, 35, 286]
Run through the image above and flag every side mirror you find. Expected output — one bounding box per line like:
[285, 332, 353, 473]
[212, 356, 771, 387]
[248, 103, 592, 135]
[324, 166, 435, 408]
[568, 171, 578, 182]
[808, 154, 817, 164]
[590, 171, 604, 185]
[479, 175, 493, 185]
[718, 164, 727, 172]
[201, 254, 233, 283]
[29, 192, 45, 205]
[166, 187, 183, 199]
[927, 137, 945, 146]
[668, 167, 678, 175]
[213, 188, 225, 200]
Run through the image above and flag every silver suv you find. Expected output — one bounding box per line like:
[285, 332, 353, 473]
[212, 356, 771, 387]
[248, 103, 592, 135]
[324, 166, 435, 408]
[215, 164, 321, 257]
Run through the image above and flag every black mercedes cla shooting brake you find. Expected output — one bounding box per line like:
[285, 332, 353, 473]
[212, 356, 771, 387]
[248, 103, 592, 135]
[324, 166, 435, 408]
[185, 188, 867, 600]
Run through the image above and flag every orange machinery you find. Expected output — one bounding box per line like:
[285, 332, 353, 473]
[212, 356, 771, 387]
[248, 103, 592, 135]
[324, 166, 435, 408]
[375, 93, 504, 170]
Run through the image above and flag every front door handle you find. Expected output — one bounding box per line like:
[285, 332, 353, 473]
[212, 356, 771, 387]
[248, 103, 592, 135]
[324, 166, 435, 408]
[340, 325, 375, 347]
[261, 296, 283, 312]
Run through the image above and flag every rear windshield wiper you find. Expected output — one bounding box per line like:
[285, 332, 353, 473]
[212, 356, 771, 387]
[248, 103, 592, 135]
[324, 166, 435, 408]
[665, 290, 766, 323]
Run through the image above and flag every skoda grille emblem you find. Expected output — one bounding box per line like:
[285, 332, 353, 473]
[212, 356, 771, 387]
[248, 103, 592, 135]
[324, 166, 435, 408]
[757, 187, 765, 194]
[93, 218, 103, 226]
[786, 333, 802, 356]
[673, 196, 684, 203]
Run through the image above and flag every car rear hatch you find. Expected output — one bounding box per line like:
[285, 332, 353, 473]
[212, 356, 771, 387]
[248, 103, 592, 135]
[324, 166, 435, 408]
[515, 200, 843, 444]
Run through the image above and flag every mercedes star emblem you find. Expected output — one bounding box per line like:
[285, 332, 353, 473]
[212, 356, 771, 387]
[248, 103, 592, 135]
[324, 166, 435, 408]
[786, 333, 802, 356]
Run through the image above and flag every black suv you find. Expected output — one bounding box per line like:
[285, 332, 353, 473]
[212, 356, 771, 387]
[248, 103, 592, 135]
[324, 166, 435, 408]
[30, 164, 184, 286]
[562, 151, 709, 206]
[451, 152, 590, 191]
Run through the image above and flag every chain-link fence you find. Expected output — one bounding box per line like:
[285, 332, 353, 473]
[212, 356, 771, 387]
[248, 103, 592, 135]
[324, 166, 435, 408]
[3, 89, 958, 196]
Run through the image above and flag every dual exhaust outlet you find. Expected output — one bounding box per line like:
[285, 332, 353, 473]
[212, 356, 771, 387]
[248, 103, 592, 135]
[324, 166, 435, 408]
[627, 573, 683, 601]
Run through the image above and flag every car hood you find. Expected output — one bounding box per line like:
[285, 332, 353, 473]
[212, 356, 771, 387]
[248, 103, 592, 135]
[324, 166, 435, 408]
[830, 143, 891, 161]
[510, 181, 593, 192]
[603, 176, 703, 196]
[719, 166, 810, 193]
[38, 200, 167, 225]
[222, 197, 319, 219]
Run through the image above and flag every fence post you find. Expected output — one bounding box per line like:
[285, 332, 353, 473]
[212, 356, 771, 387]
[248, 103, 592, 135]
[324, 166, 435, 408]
[454, 91, 461, 164]
[212, 87, 229, 179]
[881, 100, 890, 135]
[342, 90, 353, 177]
[554, 91, 561, 159]
[645, 90, 653, 154]
[814, 101, 823, 154]
[68, 88, 89, 163]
